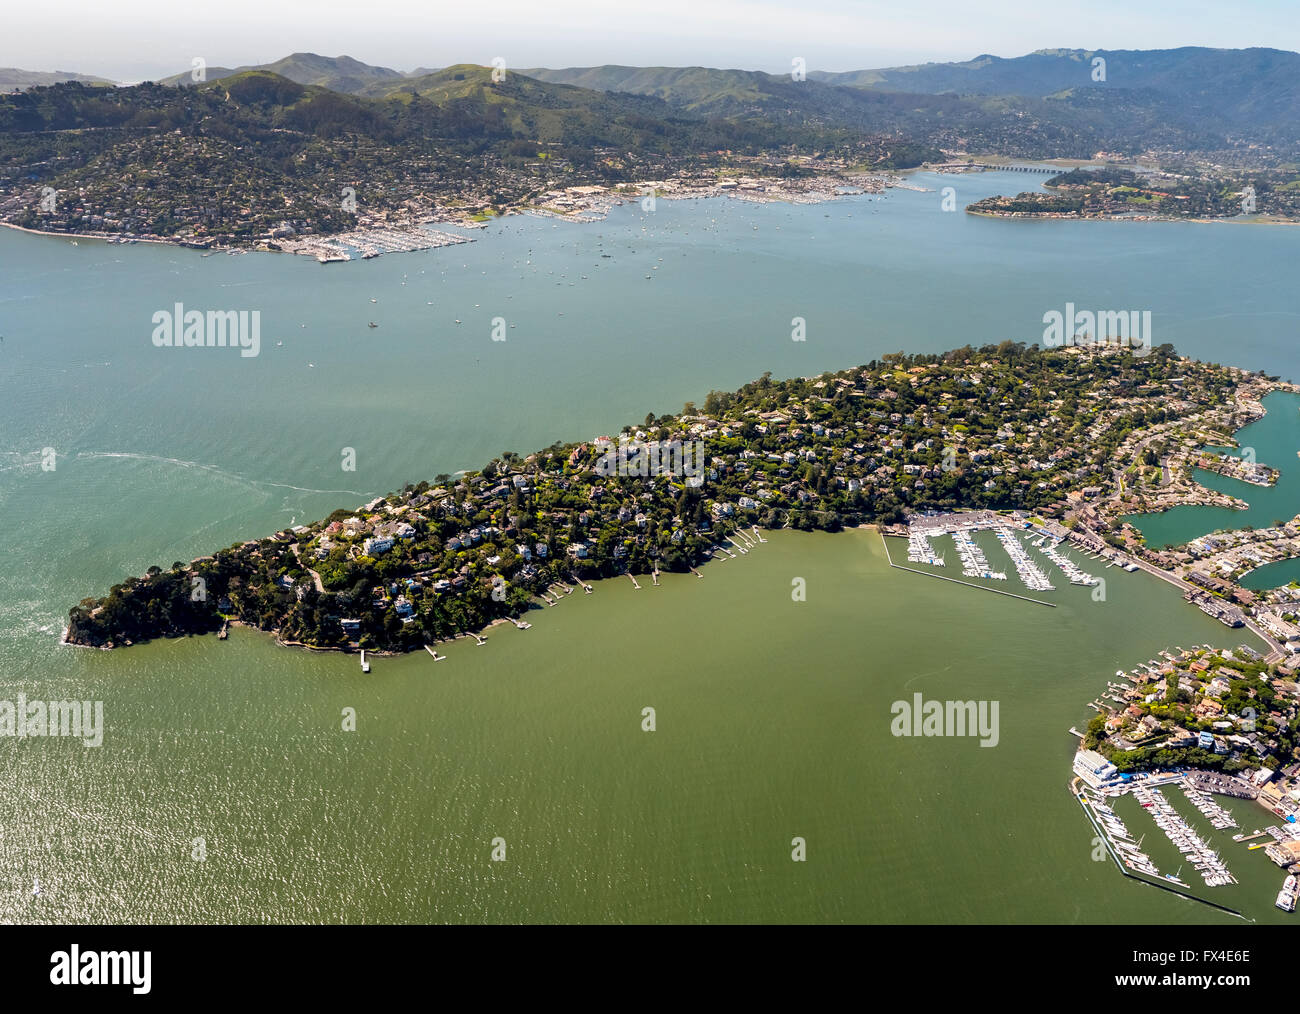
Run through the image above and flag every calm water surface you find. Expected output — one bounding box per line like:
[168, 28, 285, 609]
[2, 170, 1299, 922]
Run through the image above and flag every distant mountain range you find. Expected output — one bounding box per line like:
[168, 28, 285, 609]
[520, 48, 1300, 151]
[4, 47, 1299, 159]
[814, 47, 1300, 131]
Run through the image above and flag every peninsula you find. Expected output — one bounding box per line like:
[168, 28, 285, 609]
[66, 341, 1296, 656]
[967, 165, 1300, 223]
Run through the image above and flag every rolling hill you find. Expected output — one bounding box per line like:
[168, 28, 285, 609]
[0, 68, 116, 92]
[160, 52, 406, 92]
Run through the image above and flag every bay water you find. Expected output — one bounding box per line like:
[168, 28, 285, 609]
[2, 170, 1299, 922]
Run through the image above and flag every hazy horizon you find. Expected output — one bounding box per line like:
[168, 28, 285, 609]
[5, 0, 1299, 83]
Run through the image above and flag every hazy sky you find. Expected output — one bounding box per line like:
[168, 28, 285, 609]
[7, 0, 1297, 81]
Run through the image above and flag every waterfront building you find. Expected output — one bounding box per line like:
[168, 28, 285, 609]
[1073, 749, 1120, 790]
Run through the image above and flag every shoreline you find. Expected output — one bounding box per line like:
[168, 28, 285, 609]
[966, 208, 1300, 227]
[63, 362, 1296, 658]
[12, 188, 1298, 266]
[60, 555, 739, 654]
[0, 169, 900, 261]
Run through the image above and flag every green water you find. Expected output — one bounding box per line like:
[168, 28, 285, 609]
[1241, 558, 1300, 591]
[1126, 391, 1300, 550]
[4, 170, 1300, 922]
[3, 529, 1285, 923]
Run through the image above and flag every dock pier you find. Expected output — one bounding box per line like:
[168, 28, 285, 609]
[880, 531, 1056, 607]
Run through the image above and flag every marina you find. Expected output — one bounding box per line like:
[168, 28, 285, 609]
[905, 529, 945, 567]
[1081, 788, 1163, 878]
[1035, 537, 1100, 586]
[902, 512, 1105, 593]
[1181, 783, 1238, 831]
[994, 528, 1054, 591]
[1131, 784, 1236, 887]
[951, 528, 1006, 580]
[281, 225, 475, 263]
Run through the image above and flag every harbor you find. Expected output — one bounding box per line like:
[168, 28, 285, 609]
[905, 528, 945, 567]
[1131, 783, 1237, 887]
[899, 511, 1106, 595]
[1032, 536, 1100, 586]
[279, 224, 475, 262]
[994, 528, 1054, 591]
[1073, 735, 1300, 911]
